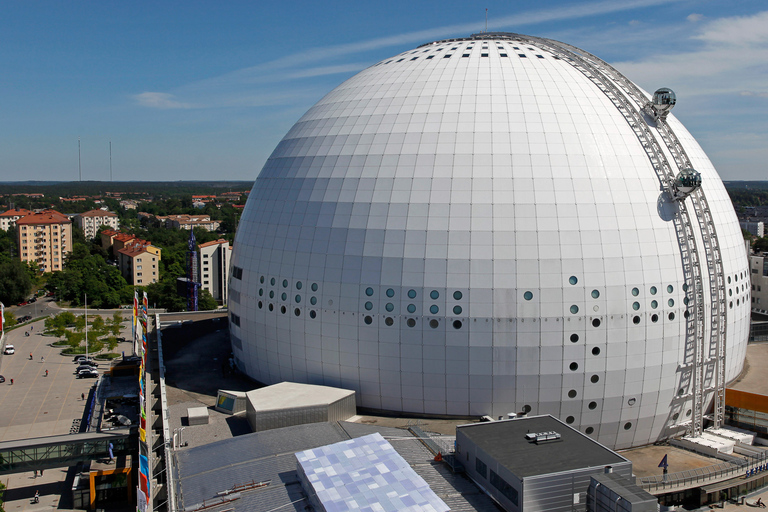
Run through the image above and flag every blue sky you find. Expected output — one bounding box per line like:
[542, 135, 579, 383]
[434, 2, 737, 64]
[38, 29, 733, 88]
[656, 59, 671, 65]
[1, 0, 766, 182]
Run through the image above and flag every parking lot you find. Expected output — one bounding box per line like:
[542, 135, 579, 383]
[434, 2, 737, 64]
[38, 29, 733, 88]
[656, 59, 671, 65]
[0, 313, 134, 442]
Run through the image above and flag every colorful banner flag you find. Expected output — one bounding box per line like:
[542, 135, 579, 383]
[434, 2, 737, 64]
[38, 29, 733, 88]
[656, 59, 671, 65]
[1, 301, 4, 333]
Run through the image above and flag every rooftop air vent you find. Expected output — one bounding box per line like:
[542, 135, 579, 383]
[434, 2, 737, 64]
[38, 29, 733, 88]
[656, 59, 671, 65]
[525, 431, 562, 443]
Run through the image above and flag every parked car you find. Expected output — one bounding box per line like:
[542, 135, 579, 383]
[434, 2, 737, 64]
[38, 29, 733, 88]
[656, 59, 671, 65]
[17, 301, 27, 306]
[73, 355, 88, 363]
[0, 375, 4, 383]
[75, 364, 99, 373]
[3, 345, 15, 355]
[76, 360, 98, 368]
[77, 369, 99, 379]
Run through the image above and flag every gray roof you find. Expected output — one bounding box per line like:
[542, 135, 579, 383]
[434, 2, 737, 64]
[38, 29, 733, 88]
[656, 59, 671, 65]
[245, 381, 355, 411]
[457, 415, 628, 478]
[176, 421, 500, 512]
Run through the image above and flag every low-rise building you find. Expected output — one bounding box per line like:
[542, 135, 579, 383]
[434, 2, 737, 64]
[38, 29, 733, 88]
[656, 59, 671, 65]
[0, 208, 33, 231]
[741, 221, 765, 238]
[117, 239, 161, 286]
[74, 209, 120, 240]
[166, 214, 220, 232]
[16, 210, 72, 272]
[750, 253, 768, 314]
[198, 239, 232, 303]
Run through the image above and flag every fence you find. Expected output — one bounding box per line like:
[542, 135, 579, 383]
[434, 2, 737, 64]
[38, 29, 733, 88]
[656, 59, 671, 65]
[639, 450, 768, 493]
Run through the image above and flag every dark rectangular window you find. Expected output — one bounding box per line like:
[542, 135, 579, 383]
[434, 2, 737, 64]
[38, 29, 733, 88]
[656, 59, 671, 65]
[230, 312, 240, 327]
[519, 54, 527, 58]
[444, 54, 452, 58]
[462, 54, 470, 57]
[232, 266, 243, 280]
[427, 55, 434, 59]
[476, 458, 487, 479]
[536, 54, 544, 59]
[411, 57, 418, 61]
[481, 53, 489, 57]
[500, 53, 508, 57]
[490, 470, 518, 505]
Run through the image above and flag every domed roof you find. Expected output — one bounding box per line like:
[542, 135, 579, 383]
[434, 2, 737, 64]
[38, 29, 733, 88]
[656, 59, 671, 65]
[230, 33, 750, 450]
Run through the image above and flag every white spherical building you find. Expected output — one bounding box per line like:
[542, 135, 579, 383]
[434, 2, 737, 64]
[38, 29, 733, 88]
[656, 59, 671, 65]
[229, 33, 750, 449]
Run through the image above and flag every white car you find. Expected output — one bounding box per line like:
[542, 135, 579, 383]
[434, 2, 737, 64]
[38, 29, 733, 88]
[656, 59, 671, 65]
[3, 345, 15, 355]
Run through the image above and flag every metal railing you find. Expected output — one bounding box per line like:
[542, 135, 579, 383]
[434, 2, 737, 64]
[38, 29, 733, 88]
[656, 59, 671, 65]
[639, 450, 768, 493]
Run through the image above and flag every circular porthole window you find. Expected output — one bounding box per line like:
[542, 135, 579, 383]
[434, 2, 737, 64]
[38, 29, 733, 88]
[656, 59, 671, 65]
[282, 279, 288, 288]
[672, 412, 679, 420]
[632, 302, 640, 310]
[566, 416, 575, 424]
[453, 320, 462, 330]
[296, 282, 303, 290]
[667, 285, 674, 293]
[294, 308, 301, 316]
[430, 290, 440, 300]
[259, 288, 264, 296]
[453, 305, 462, 315]
[408, 289, 417, 299]
[430, 305, 439, 314]
[429, 319, 439, 329]
[364, 302, 373, 311]
[268, 303, 274, 311]
[364, 316, 373, 324]
[295, 295, 301, 303]
[683, 283, 688, 292]
[684, 310, 690, 318]
[281, 292, 287, 301]
[570, 334, 579, 343]
[522, 405, 532, 413]
[269, 290, 275, 299]
[668, 299, 675, 307]
[585, 427, 594, 434]
[651, 300, 657, 309]
[270, 277, 275, 286]
[590, 375, 599, 383]
[570, 305, 579, 314]
[588, 401, 597, 410]
[280, 306, 286, 314]
[309, 310, 316, 319]
[633, 316, 640, 324]
[386, 288, 395, 298]
[569, 276, 578, 285]
[524, 291, 533, 301]
[669, 312, 676, 320]
[628, 398, 636, 406]
[384, 317, 394, 326]
[311, 283, 318, 292]
[407, 318, 416, 328]
[651, 314, 658, 323]
[591, 290, 600, 299]
[407, 304, 416, 313]
[310, 296, 317, 305]
[365, 287, 374, 296]
[453, 291, 463, 300]
[385, 303, 394, 312]
[568, 389, 577, 398]
[258, 301, 263, 309]
[592, 318, 601, 328]
[592, 347, 600, 356]
[624, 422, 632, 430]
[631, 287, 639, 296]
[260, 275, 264, 284]
[650, 286, 657, 295]
[569, 362, 578, 371]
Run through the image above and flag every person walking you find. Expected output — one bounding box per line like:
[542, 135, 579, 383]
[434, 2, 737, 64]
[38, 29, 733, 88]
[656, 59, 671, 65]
[29, 353, 33, 360]
[45, 370, 48, 377]
[10, 378, 13, 385]
[81, 393, 85, 400]
[40, 356, 44, 363]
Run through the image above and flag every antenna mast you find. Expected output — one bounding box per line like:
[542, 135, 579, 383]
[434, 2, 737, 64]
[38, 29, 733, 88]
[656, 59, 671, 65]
[485, 8, 488, 32]
[78, 137, 82, 181]
[109, 140, 113, 182]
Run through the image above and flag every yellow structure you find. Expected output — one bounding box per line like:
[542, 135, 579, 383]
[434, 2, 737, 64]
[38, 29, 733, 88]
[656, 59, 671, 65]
[16, 210, 72, 272]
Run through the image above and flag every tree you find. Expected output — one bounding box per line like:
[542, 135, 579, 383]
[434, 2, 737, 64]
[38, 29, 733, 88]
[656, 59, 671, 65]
[755, 237, 768, 253]
[0, 259, 33, 304]
[198, 289, 218, 311]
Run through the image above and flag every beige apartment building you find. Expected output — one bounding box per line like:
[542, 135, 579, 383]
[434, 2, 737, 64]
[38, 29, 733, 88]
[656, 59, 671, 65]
[198, 239, 232, 303]
[74, 209, 119, 239]
[117, 239, 161, 286]
[0, 208, 33, 231]
[16, 210, 72, 272]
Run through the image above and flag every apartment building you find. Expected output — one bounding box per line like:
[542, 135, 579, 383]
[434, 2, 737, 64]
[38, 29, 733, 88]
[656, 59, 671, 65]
[0, 208, 33, 231]
[198, 239, 232, 303]
[16, 210, 72, 272]
[74, 209, 120, 239]
[117, 239, 162, 286]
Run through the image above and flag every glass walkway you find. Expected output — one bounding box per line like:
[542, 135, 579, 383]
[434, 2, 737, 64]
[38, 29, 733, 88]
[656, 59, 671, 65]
[0, 431, 134, 474]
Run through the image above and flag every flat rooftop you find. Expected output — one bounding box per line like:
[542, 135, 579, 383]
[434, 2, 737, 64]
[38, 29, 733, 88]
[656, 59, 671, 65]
[458, 415, 628, 478]
[246, 381, 354, 411]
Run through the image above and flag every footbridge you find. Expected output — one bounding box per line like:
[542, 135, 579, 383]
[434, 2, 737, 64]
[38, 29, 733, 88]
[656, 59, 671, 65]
[0, 431, 135, 475]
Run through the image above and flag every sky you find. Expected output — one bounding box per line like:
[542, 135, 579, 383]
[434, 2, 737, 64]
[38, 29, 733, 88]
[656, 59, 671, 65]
[1, 0, 767, 182]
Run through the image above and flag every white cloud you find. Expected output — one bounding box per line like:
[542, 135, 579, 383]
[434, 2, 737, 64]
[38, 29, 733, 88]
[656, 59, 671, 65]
[134, 92, 193, 109]
[687, 13, 703, 22]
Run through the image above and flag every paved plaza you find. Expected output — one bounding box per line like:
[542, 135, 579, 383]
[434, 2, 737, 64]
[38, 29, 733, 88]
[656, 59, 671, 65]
[0, 310, 135, 511]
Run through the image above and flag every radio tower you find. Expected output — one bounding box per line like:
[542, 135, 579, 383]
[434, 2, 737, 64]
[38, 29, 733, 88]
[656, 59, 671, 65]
[186, 230, 200, 311]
